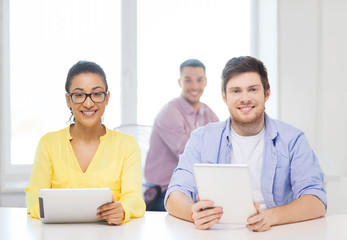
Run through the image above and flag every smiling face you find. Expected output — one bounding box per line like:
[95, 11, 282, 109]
[66, 73, 109, 128]
[222, 72, 270, 135]
[178, 66, 207, 111]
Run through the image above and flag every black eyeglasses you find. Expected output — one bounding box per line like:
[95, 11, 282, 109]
[68, 92, 108, 104]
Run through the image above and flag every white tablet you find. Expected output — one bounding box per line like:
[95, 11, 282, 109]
[38, 188, 113, 223]
[193, 163, 256, 225]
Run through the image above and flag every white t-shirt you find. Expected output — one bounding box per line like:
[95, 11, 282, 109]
[230, 126, 266, 210]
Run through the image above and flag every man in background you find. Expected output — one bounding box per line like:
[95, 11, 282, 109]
[144, 59, 219, 211]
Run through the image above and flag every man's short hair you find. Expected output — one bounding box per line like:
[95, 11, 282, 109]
[180, 59, 206, 75]
[221, 56, 270, 96]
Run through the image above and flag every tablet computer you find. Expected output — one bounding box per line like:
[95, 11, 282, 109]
[38, 188, 113, 223]
[193, 163, 256, 225]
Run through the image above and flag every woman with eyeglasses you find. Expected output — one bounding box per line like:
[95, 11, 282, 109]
[25, 61, 146, 224]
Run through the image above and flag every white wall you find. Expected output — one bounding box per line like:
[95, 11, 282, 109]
[278, 0, 321, 146]
[320, 0, 347, 176]
[277, 0, 347, 177]
[276, 0, 347, 214]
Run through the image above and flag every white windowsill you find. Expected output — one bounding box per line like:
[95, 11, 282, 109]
[1, 180, 27, 193]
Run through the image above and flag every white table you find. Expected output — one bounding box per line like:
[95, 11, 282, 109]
[1, 208, 346, 240]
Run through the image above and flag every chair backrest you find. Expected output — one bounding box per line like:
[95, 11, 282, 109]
[114, 124, 152, 169]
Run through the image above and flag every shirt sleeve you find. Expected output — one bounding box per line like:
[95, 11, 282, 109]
[24, 137, 52, 219]
[119, 136, 146, 222]
[164, 129, 202, 206]
[155, 105, 190, 158]
[289, 133, 327, 208]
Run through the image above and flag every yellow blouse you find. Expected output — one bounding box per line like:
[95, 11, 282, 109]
[25, 126, 146, 223]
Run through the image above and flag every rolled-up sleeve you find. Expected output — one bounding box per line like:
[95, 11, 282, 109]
[164, 129, 202, 206]
[290, 133, 327, 208]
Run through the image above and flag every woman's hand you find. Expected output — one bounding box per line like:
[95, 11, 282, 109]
[97, 196, 125, 225]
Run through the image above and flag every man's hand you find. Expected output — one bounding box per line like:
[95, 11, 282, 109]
[97, 196, 125, 225]
[246, 203, 276, 232]
[191, 195, 223, 230]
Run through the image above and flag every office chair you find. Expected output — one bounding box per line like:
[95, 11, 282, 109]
[114, 124, 161, 211]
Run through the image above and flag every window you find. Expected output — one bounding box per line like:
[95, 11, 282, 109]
[137, 0, 251, 124]
[1, 0, 256, 187]
[9, 0, 121, 168]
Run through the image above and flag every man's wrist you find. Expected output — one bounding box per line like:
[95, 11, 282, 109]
[268, 206, 280, 226]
